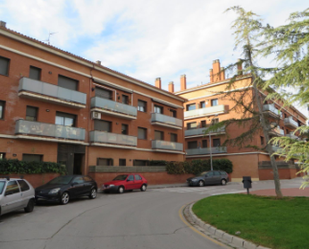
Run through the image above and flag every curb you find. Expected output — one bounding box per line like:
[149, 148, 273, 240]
[184, 202, 271, 249]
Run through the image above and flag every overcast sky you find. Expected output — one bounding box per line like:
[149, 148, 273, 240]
[0, 0, 307, 115]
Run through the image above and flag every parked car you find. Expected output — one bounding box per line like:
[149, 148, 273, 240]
[0, 177, 35, 216]
[102, 174, 148, 193]
[187, 170, 229, 186]
[35, 175, 97, 205]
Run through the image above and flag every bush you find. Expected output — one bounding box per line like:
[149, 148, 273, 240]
[0, 159, 66, 175]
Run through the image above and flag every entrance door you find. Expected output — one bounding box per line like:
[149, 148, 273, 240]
[73, 154, 83, 175]
[57, 144, 85, 175]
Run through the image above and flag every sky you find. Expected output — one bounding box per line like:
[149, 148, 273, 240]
[0, 0, 308, 115]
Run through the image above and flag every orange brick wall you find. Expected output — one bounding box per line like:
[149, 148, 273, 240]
[7, 173, 60, 188]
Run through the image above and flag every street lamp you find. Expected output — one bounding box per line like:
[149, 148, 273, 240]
[209, 114, 218, 171]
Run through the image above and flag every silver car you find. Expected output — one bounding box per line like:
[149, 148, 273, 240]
[0, 177, 35, 216]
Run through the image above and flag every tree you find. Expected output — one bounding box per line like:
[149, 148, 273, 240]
[207, 6, 283, 197]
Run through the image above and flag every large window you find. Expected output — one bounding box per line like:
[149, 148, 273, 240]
[154, 130, 164, 140]
[211, 99, 218, 106]
[119, 159, 126, 166]
[170, 133, 177, 142]
[29, 66, 41, 80]
[187, 122, 197, 130]
[26, 106, 38, 121]
[200, 101, 205, 108]
[138, 127, 147, 139]
[138, 100, 147, 112]
[122, 95, 129, 104]
[94, 120, 111, 132]
[55, 112, 76, 127]
[186, 103, 196, 111]
[0, 56, 9, 76]
[133, 160, 148, 166]
[0, 101, 5, 119]
[97, 158, 113, 166]
[170, 109, 177, 117]
[201, 120, 206, 127]
[202, 140, 207, 148]
[95, 87, 112, 99]
[58, 75, 78, 91]
[213, 139, 221, 147]
[0, 153, 5, 159]
[154, 105, 163, 114]
[188, 141, 198, 149]
[121, 124, 128, 135]
[22, 154, 43, 162]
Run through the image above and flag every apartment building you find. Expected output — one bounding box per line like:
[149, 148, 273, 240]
[0, 22, 186, 179]
[175, 59, 306, 181]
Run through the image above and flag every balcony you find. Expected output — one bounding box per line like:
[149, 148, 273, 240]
[151, 113, 182, 129]
[18, 77, 87, 108]
[185, 126, 226, 137]
[284, 117, 299, 129]
[286, 132, 298, 140]
[184, 105, 228, 120]
[269, 127, 284, 136]
[263, 104, 281, 118]
[91, 97, 137, 120]
[186, 147, 227, 156]
[15, 120, 85, 142]
[89, 130, 137, 149]
[152, 140, 183, 152]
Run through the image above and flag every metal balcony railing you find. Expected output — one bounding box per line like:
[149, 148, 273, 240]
[284, 117, 299, 129]
[151, 113, 182, 128]
[185, 126, 225, 137]
[184, 105, 226, 118]
[152, 140, 183, 151]
[19, 77, 86, 105]
[89, 130, 137, 146]
[263, 104, 281, 116]
[186, 147, 227, 155]
[91, 97, 137, 117]
[15, 120, 85, 140]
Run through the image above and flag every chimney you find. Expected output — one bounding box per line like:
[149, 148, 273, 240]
[0, 21, 6, 28]
[168, 81, 174, 93]
[155, 77, 161, 89]
[209, 69, 214, 83]
[237, 58, 243, 75]
[212, 59, 221, 82]
[180, 74, 186, 91]
[96, 60, 101, 65]
[220, 67, 225, 81]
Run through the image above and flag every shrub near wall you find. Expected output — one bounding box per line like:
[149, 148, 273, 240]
[166, 159, 233, 175]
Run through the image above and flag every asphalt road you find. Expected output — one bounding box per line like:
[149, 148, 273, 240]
[0, 178, 304, 249]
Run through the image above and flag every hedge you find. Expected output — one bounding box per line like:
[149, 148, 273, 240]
[0, 159, 66, 175]
[166, 159, 233, 175]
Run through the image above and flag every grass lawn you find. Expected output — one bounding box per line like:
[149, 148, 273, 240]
[192, 194, 309, 249]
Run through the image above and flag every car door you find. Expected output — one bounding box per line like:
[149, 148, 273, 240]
[17, 180, 32, 207]
[125, 175, 135, 190]
[70, 176, 85, 197]
[2, 180, 22, 214]
[204, 171, 215, 185]
[213, 171, 222, 184]
[134, 174, 143, 189]
[82, 176, 93, 194]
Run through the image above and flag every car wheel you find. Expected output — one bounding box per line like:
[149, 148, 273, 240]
[60, 192, 70, 205]
[118, 186, 124, 194]
[24, 199, 34, 213]
[198, 180, 204, 187]
[89, 188, 97, 199]
[140, 184, 147, 192]
[221, 179, 227, 185]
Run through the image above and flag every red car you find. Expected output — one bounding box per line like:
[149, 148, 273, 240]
[102, 174, 148, 193]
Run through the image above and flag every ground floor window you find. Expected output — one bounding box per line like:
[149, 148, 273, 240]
[0, 153, 5, 159]
[133, 160, 149, 166]
[97, 158, 113, 166]
[22, 154, 43, 162]
[119, 159, 126, 166]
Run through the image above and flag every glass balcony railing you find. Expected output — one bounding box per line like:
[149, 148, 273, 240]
[185, 126, 225, 137]
[152, 140, 183, 151]
[91, 97, 137, 117]
[19, 77, 87, 105]
[186, 147, 227, 155]
[15, 120, 85, 140]
[89, 131, 137, 147]
[184, 105, 226, 118]
[284, 117, 299, 129]
[263, 104, 281, 116]
[151, 113, 182, 128]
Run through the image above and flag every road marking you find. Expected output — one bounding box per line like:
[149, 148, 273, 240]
[178, 205, 231, 249]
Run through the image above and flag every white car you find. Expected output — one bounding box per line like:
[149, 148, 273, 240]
[0, 177, 35, 216]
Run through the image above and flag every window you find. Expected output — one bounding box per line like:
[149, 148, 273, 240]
[138, 100, 147, 112]
[138, 127, 147, 139]
[127, 175, 134, 181]
[122, 95, 129, 104]
[95, 87, 112, 99]
[202, 140, 207, 148]
[58, 75, 78, 90]
[97, 158, 113, 166]
[17, 180, 30, 192]
[170, 133, 177, 142]
[133, 160, 148, 166]
[0, 56, 9, 76]
[260, 136, 264, 145]
[121, 124, 128, 135]
[5, 181, 20, 195]
[200, 101, 205, 108]
[0, 153, 5, 159]
[187, 122, 197, 130]
[26, 106, 38, 121]
[186, 104, 196, 111]
[29, 66, 41, 80]
[94, 120, 111, 132]
[170, 109, 177, 117]
[154, 130, 164, 140]
[211, 99, 218, 106]
[0, 101, 5, 119]
[73, 176, 84, 184]
[213, 139, 221, 147]
[212, 118, 219, 125]
[119, 159, 126, 166]
[188, 141, 198, 149]
[22, 154, 43, 162]
[154, 105, 163, 114]
[135, 174, 142, 180]
[201, 121, 206, 127]
[55, 112, 76, 127]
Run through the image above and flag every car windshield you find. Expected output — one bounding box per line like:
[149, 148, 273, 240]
[0, 181, 5, 194]
[113, 175, 128, 181]
[197, 171, 208, 176]
[47, 176, 74, 185]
